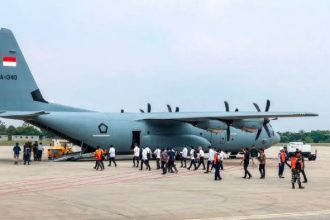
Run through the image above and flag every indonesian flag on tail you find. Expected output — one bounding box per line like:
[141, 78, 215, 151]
[3, 56, 17, 67]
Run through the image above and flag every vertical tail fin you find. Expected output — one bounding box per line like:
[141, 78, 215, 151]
[0, 28, 48, 111]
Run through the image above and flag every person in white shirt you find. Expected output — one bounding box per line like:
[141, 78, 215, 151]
[196, 147, 206, 170]
[205, 146, 215, 173]
[187, 146, 197, 170]
[133, 144, 140, 167]
[180, 146, 188, 168]
[219, 149, 226, 170]
[154, 147, 161, 169]
[108, 145, 117, 167]
[141, 147, 151, 171]
[37, 142, 44, 161]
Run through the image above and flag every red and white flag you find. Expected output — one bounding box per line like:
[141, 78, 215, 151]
[3, 57, 17, 67]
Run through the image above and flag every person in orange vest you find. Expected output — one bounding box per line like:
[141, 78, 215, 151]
[291, 151, 304, 189]
[213, 149, 222, 181]
[94, 146, 105, 171]
[278, 149, 286, 178]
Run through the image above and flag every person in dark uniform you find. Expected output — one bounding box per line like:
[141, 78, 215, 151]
[240, 148, 252, 179]
[168, 147, 178, 173]
[299, 150, 308, 183]
[23, 142, 32, 165]
[32, 141, 38, 161]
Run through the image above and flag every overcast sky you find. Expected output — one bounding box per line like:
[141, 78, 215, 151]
[1, 1, 329, 131]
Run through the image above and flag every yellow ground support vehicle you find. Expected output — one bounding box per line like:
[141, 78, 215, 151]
[48, 140, 74, 160]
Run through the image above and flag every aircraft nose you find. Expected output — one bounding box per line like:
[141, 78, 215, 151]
[273, 132, 281, 145]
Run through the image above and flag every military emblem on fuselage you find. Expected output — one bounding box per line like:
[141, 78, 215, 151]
[98, 123, 108, 134]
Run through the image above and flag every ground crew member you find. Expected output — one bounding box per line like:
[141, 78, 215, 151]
[161, 148, 168, 175]
[13, 143, 21, 165]
[154, 147, 161, 169]
[108, 145, 117, 167]
[23, 142, 32, 165]
[168, 147, 178, 173]
[133, 144, 140, 167]
[284, 146, 291, 168]
[278, 149, 286, 178]
[196, 147, 206, 170]
[213, 150, 222, 181]
[32, 141, 38, 161]
[180, 146, 188, 168]
[240, 148, 252, 179]
[94, 146, 105, 171]
[299, 151, 308, 183]
[205, 146, 214, 173]
[291, 151, 304, 189]
[187, 146, 197, 170]
[258, 148, 266, 179]
[37, 142, 44, 161]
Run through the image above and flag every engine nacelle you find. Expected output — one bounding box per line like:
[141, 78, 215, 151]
[231, 119, 263, 132]
[194, 120, 227, 133]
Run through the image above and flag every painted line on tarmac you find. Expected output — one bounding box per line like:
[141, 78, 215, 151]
[189, 209, 330, 220]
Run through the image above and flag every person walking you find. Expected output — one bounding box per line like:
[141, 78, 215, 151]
[278, 149, 286, 178]
[23, 142, 32, 165]
[37, 142, 44, 161]
[94, 146, 105, 171]
[258, 148, 266, 179]
[32, 141, 38, 161]
[196, 147, 206, 170]
[213, 150, 222, 181]
[161, 148, 168, 175]
[133, 144, 140, 167]
[290, 151, 304, 189]
[298, 150, 308, 183]
[219, 149, 226, 170]
[108, 145, 117, 167]
[13, 143, 21, 165]
[205, 146, 214, 173]
[168, 147, 178, 173]
[240, 148, 252, 179]
[154, 147, 161, 169]
[187, 146, 197, 170]
[141, 147, 151, 171]
[180, 146, 188, 168]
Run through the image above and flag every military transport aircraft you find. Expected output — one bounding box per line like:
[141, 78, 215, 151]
[0, 28, 318, 155]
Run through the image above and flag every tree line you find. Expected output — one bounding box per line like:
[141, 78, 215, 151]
[0, 121, 55, 138]
[278, 130, 330, 143]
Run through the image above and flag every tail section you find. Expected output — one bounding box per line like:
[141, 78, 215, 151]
[0, 28, 88, 113]
[0, 28, 48, 111]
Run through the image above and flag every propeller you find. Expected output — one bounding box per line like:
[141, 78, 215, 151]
[166, 104, 180, 113]
[254, 99, 272, 140]
[139, 103, 151, 113]
[223, 101, 235, 141]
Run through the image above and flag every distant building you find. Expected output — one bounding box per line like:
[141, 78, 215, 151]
[0, 135, 9, 141]
[11, 135, 39, 142]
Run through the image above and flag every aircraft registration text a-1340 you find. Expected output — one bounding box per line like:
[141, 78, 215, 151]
[0, 28, 318, 155]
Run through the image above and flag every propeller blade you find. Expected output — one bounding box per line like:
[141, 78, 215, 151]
[226, 125, 230, 141]
[224, 101, 229, 112]
[139, 109, 144, 113]
[175, 107, 179, 112]
[265, 99, 270, 112]
[263, 124, 271, 137]
[147, 103, 151, 113]
[253, 103, 261, 112]
[167, 104, 172, 112]
[255, 129, 262, 140]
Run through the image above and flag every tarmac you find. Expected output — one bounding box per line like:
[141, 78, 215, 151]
[0, 145, 330, 220]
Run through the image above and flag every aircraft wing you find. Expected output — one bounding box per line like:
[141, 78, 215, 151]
[138, 112, 318, 122]
[0, 111, 49, 119]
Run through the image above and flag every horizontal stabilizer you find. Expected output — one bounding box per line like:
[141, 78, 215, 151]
[0, 111, 48, 119]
